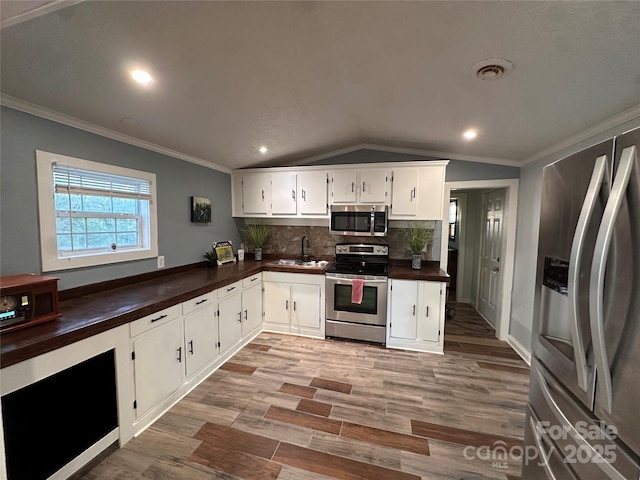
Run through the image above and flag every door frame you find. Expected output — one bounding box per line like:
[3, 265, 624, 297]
[448, 192, 467, 301]
[440, 179, 519, 341]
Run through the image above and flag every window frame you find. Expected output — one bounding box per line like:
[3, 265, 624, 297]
[36, 150, 158, 272]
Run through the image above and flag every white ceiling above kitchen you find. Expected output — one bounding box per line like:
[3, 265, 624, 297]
[1, 1, 639, 171]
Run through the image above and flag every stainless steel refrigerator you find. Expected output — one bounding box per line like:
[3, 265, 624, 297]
[523, 126, 640, 479]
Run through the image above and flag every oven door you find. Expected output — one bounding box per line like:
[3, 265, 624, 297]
[325, 273, 387, 326]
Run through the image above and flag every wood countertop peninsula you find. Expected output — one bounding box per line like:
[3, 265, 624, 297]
[1, 258, 448, 368]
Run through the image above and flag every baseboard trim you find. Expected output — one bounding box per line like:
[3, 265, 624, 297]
[507, 335, 531, 366]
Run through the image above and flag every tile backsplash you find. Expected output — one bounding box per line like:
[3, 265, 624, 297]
[242, 224, 436, 260]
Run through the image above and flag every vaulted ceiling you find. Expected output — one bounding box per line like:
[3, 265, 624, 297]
[2, 1, 639, 171]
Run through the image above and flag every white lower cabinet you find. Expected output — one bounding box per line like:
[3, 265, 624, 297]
[242, 282, 263, 336]
[183, 303, 219, 379]
[131, 314, 184, 420]
[262, 272, 325, 338]
[130, 278, 263, 434]
[218, 290, 243, 354]
[387, 279, 445, 353]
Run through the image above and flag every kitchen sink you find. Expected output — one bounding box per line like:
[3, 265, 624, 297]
[267, 259, 329, 268]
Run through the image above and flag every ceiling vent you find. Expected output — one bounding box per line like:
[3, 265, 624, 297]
[472, 58, 513, 80]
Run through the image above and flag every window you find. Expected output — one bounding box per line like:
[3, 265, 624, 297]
[448, 198, 458, 242]
[36, 150, 158, 271]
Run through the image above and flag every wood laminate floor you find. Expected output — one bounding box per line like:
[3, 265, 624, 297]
[79, 302, 529, 480]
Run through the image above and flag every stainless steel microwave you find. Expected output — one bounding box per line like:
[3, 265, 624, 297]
[329, 205, 388, 237]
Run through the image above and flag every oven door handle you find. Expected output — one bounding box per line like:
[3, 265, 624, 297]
[325, 275, 388, 284]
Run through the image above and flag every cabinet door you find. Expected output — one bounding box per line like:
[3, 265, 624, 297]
[132, 319, 184, 418]
[291, 284, 321, 330]
[419, 282, 442, 342]
[299, 171, 328, 215]
[184, 304, 218, 379]
[242, 283, 263, 336]
[359, 169, 387, 204]
[242, 173, 268, 214]
[263, 282, 290, 326]
[331, 170, 358, 203]
[271, 173, 297, 215]
[417, 165, 445, 219]
[390, 168, 418, 216]
[389, 280, 418, 340]
[218, 293, 243, 354]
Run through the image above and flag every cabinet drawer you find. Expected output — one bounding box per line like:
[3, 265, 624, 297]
[182, 290, 217, 316]
[218, 280, 242, 299]
[242, 273, 262, 288]
[130, 304, 181, 338]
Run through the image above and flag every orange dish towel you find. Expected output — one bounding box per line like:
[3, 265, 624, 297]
[351, 278, 364, 304]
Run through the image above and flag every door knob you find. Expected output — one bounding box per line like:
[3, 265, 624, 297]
[492, 266, 500, 273]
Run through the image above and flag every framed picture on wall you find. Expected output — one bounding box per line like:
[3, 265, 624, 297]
[191, 196, 212, 223]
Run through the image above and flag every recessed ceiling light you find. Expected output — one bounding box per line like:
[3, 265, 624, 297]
[131, 69, 153, 85]
[259, 146, 268, 154]
[463, 129, 477, 140]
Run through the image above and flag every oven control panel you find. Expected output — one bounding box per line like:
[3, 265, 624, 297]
[335, 244, 388, 256]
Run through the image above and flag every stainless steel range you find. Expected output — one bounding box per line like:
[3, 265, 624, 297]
[325, 243, 389, 344]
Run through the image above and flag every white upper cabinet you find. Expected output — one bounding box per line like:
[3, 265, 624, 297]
[298, 171, 328, 215]
[231, 161, 446, 219]
[331, 169, 388, 204]
[241, 173, 269, 215]
[390, 168, 419, 216]
[389, 164, 446, 220]
[271, 172, 297, 215]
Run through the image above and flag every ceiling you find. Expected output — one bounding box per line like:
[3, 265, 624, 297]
[1, 1, 639, 172]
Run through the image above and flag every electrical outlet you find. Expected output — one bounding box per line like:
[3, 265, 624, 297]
[157, 256, 165, 269]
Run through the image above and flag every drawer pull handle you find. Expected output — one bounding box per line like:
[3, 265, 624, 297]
[238, 312, 242, 323]
[251, 277, 257, 282]
[412, 305, 416, 316]
[188, 340, 194, 354]
[177, 347, 182, 362]
[195, 299, 208, 305]
[227, 286, 236, 292]
[244, 309, 248, 320]
[151, 314, 167, 323]
[426, 306, 429, 317]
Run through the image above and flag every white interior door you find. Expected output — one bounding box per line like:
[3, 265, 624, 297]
[478, 188, 505, 325]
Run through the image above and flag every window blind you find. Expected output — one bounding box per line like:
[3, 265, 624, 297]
[53, 164, 152, 201]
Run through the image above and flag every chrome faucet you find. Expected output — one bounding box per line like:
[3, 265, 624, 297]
[301, 235, 310, 262]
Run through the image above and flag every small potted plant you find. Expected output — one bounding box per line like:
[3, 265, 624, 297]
[203, 249, 217, 267]
[406, 224, 433, 270]
[244, 223, 272, 261]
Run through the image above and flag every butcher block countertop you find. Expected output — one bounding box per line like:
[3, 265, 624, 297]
[1, 258, 448, 368]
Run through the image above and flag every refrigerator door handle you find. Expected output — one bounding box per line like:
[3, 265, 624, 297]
[535, 369, 626, 480]
[568, 154, 609, 390]
[590, 145, 636, 414]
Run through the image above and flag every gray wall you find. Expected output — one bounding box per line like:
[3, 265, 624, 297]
[0, 107, 241, 289]
[509, 116, 640, 351]
[308, 149, 520, 181]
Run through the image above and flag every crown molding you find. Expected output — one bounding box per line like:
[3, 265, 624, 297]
[1, 0, 83, 29]
[1, 95, 231, 174]
[283, 142, 520, 167]
[522, 105, 640, 165]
